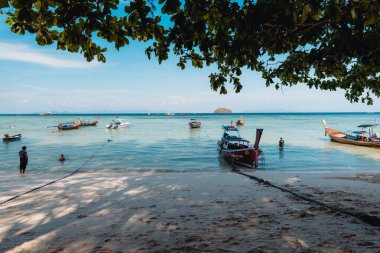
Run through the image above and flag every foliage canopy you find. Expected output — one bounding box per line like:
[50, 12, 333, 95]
[1, 0, 379, 104]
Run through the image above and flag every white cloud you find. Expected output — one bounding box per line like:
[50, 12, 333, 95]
[168, 95, 187, 105]
[0, 42, 100, 69]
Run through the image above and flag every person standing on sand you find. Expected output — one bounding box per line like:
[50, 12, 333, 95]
[18, 146, 28, 174]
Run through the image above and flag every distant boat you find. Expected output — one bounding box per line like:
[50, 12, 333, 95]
[165, 113, 175, 116]
[236, 116, 244, 126]
[217, 124, 264, 168]
[40, 112, 53, 116]
[105, 119, 130, 129]
[58, 121, 80, 130]
[189, 118, 201, 129]
[79, 119, 98, 126]
[3, 134, 22, 142]
[323, 119, 380, 148]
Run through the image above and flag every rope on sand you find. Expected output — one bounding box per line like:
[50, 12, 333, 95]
[231, 167, 380, 227]
[0, 141, 109, 206]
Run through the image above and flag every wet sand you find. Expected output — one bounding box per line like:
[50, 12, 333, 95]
[0, 170, 379, 252]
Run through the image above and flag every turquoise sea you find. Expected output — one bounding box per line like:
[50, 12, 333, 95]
[1, 113, 380, 174]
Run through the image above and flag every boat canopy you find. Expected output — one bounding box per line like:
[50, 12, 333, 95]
[357, 124, 378, 128]
[222, 125, 244, 139]
[224, 136, 249, 143]
[223, 125, 238, 131]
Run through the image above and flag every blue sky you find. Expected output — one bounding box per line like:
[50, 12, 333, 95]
[0, 13, 379, 113]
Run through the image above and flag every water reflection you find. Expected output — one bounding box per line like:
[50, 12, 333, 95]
[323, 141, 380, 160]
[279, 147, 284, 159]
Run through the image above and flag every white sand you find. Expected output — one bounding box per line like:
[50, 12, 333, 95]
[0, 170, 379, 252]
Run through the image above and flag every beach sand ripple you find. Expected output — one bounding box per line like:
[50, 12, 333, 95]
[0, 171, 379, 252]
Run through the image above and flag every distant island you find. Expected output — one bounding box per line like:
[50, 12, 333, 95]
[214, 108, 232, 113]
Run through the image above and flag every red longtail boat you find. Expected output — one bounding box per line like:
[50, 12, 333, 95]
[217, 124, 263, 168]
[3, 134, 22, 142]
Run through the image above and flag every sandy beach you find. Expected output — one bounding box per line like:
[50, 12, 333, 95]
[0, 170, 379, 253]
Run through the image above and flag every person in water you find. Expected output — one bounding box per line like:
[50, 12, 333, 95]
[18, 146, 28, 174]
[59, 154, 65, 161]
[279, 137, 285, 148]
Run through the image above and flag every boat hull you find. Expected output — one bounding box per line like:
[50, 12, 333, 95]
[80, 121, 98, 126]
[106, 123, 129, 129]
[189, 122, 201, 129]
[58, 125, 79, 130]
[236, 120, 244, 126]
[58, 122, 80, 130]
[3, 134, 21, 142]
[218, 142, 259, 168]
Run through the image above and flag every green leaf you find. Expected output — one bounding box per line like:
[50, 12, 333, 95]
[301, 4, 311, 23]
[0, 0, 9, 8]
[129, 13, 138, 26]
[161, 0, 180, 14]
[351, 8, 356, 19]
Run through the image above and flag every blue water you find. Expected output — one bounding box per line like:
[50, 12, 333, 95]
[1, 113, 380, 173]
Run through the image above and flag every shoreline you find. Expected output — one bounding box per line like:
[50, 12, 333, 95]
[0, 170, 379, 252]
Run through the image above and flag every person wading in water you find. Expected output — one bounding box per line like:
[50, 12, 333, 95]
[279, 137, 285, 148]
[59, 154, 65, 162]
[18, 146, 28, 174]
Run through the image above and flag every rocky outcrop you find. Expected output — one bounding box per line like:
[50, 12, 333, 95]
[214, 108, 232, 113]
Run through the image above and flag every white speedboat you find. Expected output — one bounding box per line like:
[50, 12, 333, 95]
[105, 119, 130, 129]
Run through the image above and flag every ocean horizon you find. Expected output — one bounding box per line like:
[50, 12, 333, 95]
[1, 111, 379, 116]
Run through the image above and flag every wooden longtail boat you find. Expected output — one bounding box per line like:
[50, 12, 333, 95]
[236, 116, 244, 126]
[58, 121, 80, 130]
[79, 120, 98, 126]
[189, 118, 201, 129]
[3, 134, 22, 142]
[217, 124, 263, 168]
[322, 120, 380, 148]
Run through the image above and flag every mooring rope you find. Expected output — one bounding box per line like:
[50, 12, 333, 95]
[230, 165, 380, 227]
[202, 127, 214, 143]
[0, 141, 109, 206]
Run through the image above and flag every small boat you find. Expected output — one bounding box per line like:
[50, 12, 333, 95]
[58, 121, 80, 130]
[3, 134, 22, 142]
[236, 116, 244, 126]
[189, 118, 201, 129]
[322, 119, 380, 148]
[79, 119, 98, 126]
[217, 124, 264, 168]
[40, 112, 53, 116]
[165, 113, 175, 116]
[105, 119, 130, 129]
